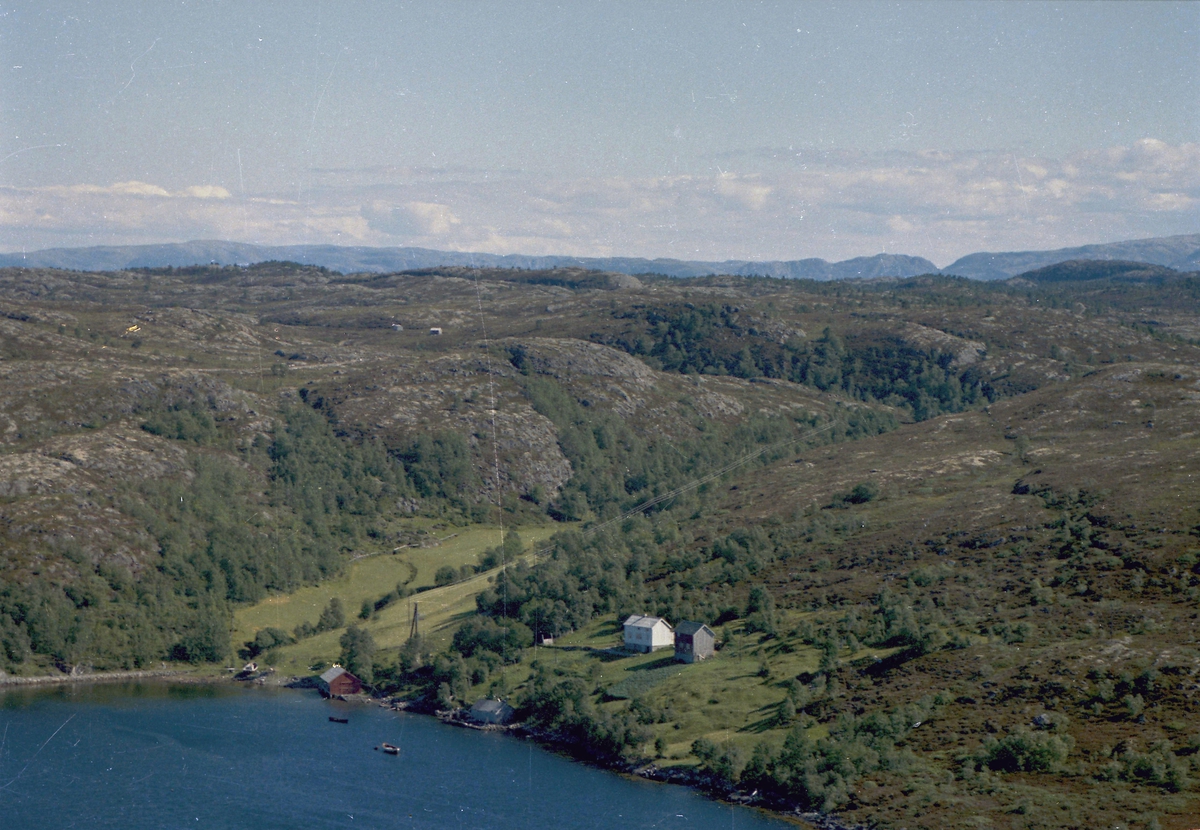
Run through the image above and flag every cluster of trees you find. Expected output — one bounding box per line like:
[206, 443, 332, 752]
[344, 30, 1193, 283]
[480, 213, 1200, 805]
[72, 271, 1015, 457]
[517, 372, 893, 523]
[694, 696, 942, 811]
[140, 401, 220, 444]
[604, 304, 994, 420]
[518, 662, 653, 762]
[474, 504, 959, 664]
[0, 397, 469, 674]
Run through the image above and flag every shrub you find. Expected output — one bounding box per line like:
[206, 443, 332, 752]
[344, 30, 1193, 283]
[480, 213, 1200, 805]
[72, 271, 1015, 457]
[452, 616, 532, 663]
[978, 727, 1073, 773]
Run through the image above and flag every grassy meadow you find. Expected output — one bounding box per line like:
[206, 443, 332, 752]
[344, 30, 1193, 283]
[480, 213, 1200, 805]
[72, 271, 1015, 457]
[231, 524, 561, 674]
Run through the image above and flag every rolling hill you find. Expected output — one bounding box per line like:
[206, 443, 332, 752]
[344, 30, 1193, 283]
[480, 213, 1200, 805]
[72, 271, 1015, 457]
[0, 259, 1198, 828]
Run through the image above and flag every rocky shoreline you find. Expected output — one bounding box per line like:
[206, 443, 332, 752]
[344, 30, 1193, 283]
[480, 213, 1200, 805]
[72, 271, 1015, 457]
[0, 668, 191, 687]
[0, 668, 866, 830]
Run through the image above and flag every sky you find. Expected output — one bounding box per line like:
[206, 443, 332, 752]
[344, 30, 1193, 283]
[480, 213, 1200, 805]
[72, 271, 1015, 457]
[1, 1, 1197, 266]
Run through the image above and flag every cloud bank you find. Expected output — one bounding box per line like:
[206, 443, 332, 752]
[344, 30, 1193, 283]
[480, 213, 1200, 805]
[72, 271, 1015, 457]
[1, 140, 1195, 266]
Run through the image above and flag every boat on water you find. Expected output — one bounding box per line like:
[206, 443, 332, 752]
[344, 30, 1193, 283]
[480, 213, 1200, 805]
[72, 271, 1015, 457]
[378, 742, 400, 755]
[328, 716, 348, 724]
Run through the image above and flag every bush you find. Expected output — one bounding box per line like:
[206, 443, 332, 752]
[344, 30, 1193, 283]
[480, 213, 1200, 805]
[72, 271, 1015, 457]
[452, 617, 532, 663]
[1104, 740, 1191, 791]
[825, 482, 879, 508]
[435, 565, 458, 587]
[978, 727, 1074, 773]
[692, 738, 745, 790]
[240, 626, 294, 660]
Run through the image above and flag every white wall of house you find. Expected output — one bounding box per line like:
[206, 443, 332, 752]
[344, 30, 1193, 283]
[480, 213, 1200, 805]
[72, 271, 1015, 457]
[623, 615, 674, 652]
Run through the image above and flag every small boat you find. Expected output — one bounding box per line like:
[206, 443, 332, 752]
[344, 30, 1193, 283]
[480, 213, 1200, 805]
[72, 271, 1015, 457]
[378, 742, 400, 755]
[328, 716, 349, 724]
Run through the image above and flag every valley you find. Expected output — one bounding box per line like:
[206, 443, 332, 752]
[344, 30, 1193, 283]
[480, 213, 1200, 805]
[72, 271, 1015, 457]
[0, 259, 1198, 828]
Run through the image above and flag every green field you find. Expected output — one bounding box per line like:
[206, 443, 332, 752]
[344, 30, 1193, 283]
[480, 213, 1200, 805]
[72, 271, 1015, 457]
[463, 612, 900, 764]
[232, 524, 563, 673]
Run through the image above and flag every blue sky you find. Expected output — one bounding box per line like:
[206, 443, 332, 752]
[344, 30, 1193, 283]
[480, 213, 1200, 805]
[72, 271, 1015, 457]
[1, 1, 1197, 265]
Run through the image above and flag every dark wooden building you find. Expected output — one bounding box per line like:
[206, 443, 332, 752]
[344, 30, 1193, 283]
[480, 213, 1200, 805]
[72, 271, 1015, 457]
[468, 698, 515, 725]
[318, 665, 363, 696]
[674, 621, 716, 663]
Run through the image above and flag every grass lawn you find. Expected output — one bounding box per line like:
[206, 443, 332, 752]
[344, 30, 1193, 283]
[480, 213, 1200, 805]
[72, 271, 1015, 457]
[232, 523, 564, 673]
[490, 610, 899, 765]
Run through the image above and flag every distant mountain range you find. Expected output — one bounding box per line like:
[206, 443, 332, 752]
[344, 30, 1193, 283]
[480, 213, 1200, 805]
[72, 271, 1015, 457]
[0, 232, 1197, 281]
[942, 233, 1200, 280]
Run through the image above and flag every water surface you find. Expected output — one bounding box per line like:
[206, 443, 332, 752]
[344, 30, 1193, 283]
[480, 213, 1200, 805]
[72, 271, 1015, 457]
[0, 683, 790, 829]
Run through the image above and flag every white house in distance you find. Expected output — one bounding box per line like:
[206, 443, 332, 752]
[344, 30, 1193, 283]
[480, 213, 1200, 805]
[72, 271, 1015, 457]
[623, 614, 674, 653]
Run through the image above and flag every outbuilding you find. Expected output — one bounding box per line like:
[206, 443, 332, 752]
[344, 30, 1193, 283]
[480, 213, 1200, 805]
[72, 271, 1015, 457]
[468, 698, 515, 725]
[674, 621, 716, 663]
[318, 665, 363, 697]
[623, 614, 674, 653]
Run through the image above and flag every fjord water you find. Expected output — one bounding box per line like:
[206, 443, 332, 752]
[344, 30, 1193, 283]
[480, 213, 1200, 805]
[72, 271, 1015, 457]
[0, 683, 788, 829]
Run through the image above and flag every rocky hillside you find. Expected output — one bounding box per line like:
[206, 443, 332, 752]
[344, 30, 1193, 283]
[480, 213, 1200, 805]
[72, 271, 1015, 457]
[1, 260, 1198, 828]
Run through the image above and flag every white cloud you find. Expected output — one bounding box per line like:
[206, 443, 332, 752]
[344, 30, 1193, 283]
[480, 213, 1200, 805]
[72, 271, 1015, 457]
[50, 181, 172, 198]
[714, 174, 772, 210]
[404, 202, 460, 235]
[180, 185, 232, 199]
[2, 141, 1196, 264]
[361, 200, 460, 237]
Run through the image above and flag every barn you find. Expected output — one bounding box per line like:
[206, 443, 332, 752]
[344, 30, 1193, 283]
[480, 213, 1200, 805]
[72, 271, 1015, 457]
[674, 621, 716, 663]
[318, 666, 363, 697]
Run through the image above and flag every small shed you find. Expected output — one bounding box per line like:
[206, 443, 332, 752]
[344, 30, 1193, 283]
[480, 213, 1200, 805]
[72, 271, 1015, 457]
[674, 621, 716, 663]
[429, 327, 443, 336]
[468, 698, 515, 725]
[623, 614, 674, 653]
[318, 666, 362, 697]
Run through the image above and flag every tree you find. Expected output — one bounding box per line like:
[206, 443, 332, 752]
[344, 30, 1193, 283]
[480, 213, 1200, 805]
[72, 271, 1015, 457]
[171, 603, 230, 664]
[318, 597, 345, 631]
[743, 586, 777, 636]
[339, 625, 376, 685]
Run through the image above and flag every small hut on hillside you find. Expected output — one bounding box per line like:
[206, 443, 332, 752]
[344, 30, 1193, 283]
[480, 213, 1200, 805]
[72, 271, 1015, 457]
[674, 621, 716, 663]
[468, 698, 515, 725]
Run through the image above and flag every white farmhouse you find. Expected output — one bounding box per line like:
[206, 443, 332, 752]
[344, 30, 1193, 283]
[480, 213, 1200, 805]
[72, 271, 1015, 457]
[623, 614, 674, 653]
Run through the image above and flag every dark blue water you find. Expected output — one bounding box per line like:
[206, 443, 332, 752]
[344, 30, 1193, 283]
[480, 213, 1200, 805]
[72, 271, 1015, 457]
[0, 683, 789, 829]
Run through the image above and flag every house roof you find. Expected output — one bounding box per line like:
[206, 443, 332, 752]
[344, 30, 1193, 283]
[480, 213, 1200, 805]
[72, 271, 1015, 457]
[676, 621, 714, 637]
[623, 614, 671, 630]
[320, 666, 354, 683]
[470, 698, 513, 715]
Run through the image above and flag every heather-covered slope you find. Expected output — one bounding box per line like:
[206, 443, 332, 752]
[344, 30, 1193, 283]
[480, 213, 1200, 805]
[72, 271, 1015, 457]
[1, 260, 1198, 828]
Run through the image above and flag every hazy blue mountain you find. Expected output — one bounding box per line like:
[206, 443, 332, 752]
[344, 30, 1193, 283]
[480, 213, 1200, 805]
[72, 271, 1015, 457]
[943, 233, 1200, 280]
[0, 240, 938, 280]
[4, 233, 1198, 281]
[1014, 259, 1184, 283]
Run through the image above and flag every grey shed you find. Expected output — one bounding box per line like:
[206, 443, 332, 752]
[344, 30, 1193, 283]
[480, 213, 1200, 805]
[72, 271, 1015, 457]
[674, 621, 716, 663]
[468, 698, 515, 725]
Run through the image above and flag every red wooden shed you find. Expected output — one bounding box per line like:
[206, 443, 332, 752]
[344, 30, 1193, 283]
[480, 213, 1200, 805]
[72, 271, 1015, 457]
[318, 666, 363, 696]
